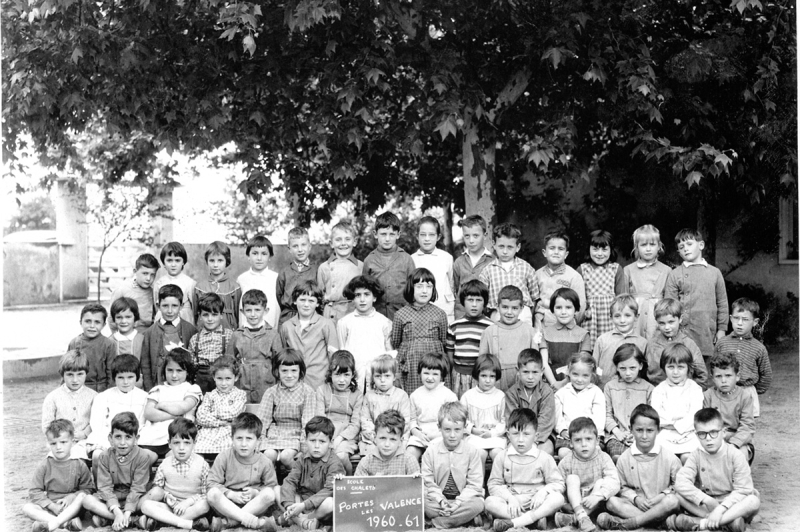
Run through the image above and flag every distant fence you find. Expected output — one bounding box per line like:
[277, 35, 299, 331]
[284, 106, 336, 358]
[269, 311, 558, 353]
[87, 244, 147, 300]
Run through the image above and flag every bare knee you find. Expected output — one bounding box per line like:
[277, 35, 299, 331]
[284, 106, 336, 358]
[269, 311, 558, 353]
[663, 493, 681, 512]
[207, 487, 222, 504]
[606, 496, 623, 513]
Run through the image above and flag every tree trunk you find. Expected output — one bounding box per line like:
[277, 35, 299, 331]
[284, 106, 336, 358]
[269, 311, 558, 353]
[441, 201, 454, 253]
[96, 246, 107, 303]
[697, 182, 718, 264]
[462, 117, 497, 229]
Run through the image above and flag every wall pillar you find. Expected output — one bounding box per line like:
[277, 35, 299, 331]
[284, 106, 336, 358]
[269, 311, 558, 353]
[52, 178, 89, 301]
[150, 185, 175, 247]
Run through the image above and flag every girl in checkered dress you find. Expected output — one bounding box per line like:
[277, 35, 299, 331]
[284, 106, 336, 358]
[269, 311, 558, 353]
[316, 350, 363, 475]
[579, 230, 625, 349]
[194, 356, 247, 460]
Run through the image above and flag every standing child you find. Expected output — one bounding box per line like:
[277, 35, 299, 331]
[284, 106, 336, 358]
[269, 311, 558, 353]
[231, 288, 283, 403]
[413, 215, 456, 323]
[664, 228, 729, 362]
[714, 297, 772, 418]
[138, 348, 202, 457]
[360, 354, 414, 452]
[593, 295, 647, 387]
[554, 354, 606, 460]
[237, 234, 280, 329]
[478, 223, 539, 325]
[598, 404, 682, 530]
[579, 230, 625, 348]
[317, 221, 363, 321]
[645, 298, 708, 387]
[141, 284, 198, 391]
[42, 351, 97, 460]
[110, 253, 159, 331]
[603, 344, 654, 463]
[540, 288, 592, 390]
[189, 293, 234, 393]
[23, 420, 93, 532]
[391, 268, 448, 393]
[703, 353, 756, 463]
[315, 350, 363, 475]
[153, 242, 196, 325]
[421, 402, 486, 529]
[194, 241, 241, 331]
[623, 225, 671, 340]
[109, 298, 144, 360]
[279, 280, 339, 388]
[460, 354, 507, 469]
[650, 344, 704, 463]
[362, 211, 416, 320]
[206, 413, 279, 531]
[672, 408, 761, 532]
[139, 419, 211, 531]
[82, 413, 158, 529]
[67, 302, 115, 393]
[504, 349, 556, 455]
[452, 215, 494, 320]
[535, 231, 587, 328]
[277, 227, 319, 325]
[485, 408, 566, 532]
[195, 356, 247, 460]
[408, 354, 458, 461]
[555, 417, 621, 532]
[257, 349, 317, 470]
[337, 275, 394, 390]
[355, 410, 420, 476]
[445, 279, 494, 397]
[479, 285, 540, 391]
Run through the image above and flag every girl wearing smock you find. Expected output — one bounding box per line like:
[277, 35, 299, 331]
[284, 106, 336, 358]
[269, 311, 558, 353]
[623, 225, 671, 341]
[539, 288, 591, 390]
[579, 230, 625, 349]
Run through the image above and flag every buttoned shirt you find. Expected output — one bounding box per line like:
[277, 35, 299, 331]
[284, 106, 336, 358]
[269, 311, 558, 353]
[317, 254, 363, 318]
[479, 257, 539, 311]
[42, 384, 97, 440]
[714, 333, 772, 393]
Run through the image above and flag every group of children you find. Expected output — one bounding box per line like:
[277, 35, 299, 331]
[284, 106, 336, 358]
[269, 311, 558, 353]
[28, 214, 773, 531]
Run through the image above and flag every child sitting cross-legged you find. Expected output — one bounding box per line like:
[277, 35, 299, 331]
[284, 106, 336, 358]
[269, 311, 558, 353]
[554, 417, 620, 532]
[355, 409, 420, 476]
[360, 354, 414, 453]
[82, 412, 158, 529]
[485, 408, 566, 532]
[703, 353, 756, 464]
[407, 353, 458, 462]
[194, 356, 247, 463]
[207, 412, 279, 531]
[24, 419, 94, 532]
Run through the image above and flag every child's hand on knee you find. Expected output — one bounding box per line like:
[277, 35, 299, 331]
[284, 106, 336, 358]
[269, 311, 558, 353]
[707, 505, 726, 529]
[633, 496, 650, 511]
[173, 498, 194, 516]
[582, 494, 603, 512]
[228, 491, 247, 505]
[284, 502, 305, 519]
[507, 497, 523, 518]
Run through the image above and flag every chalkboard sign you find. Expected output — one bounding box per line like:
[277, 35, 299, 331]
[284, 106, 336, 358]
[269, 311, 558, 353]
[334, 476, 424, 532]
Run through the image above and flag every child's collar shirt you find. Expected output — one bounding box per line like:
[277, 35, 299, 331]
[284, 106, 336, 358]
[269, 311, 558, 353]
[159, 316, 181, 327]
[554, 320, 577, 331]
[682, 259, 709, 268]
[544, 263, 566, 276]
[113, 330, 138, 342]
[635, 260, 659, 269]
[291, 259, 311, 272]
[631, 442, 663, 457]
[506, 445, 540, 458]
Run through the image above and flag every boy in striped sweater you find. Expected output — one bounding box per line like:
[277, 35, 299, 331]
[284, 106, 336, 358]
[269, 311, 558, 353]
[445, 280, 494, 397]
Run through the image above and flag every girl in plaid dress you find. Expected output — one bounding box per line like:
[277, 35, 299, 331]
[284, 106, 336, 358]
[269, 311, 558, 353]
[391, 268, 448, 393]
[194, 356, 247, 460]
[257, 349, 317, 470]
[579, 230, 625, 349]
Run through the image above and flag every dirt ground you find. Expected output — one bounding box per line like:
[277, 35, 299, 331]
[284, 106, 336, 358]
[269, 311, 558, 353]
[3, 343, 798, 532]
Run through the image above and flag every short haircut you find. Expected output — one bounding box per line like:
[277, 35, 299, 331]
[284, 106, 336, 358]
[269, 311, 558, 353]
[709, 352, 740, 374]
[458, 215, 487, 233]
[331, 221, 357, 239]
[731, 297, 760, 319]
[370, 354, 397, 386]
[134, 253, 160, 271]
[507, 408, 538, 431]
[110, 297, 140, 322]
[60, 350, 89, 375]
[518, 348, 543, 368]
[327, 350, 358, 392]
[403, 267, 438, 304]
[163, 347, 196, 383]
[205, 241, 232, 266]
[438, 401, 468, 426]
[418, 215, 441, 236]
[694, 407, 723, 426]
[568, 416, 598, 438]
[458, 279, 488, 306]
[231, 412, 263, 438]
[198, 292, 224, 314]
[110, 412, 139, 437]
[111, 354, 141, 380]
[288, 227, 310, 242]
[80, 302, 108, 323]
[568, 352, 597, 374]
[374, 409, 405, 436]
[588, 229, 617, 261]
[550, 287, 581, 313]
[660, 343, 694, 377]
[472, 353, 502, 381]
[246, 234, 274, 257]
[374, 211, 401, 232]
[631, 224, 664, 260]
[210, 355, 240, 377]
[291, 280, 324, 306]
[46, 419, 75, 439]
[343, 275, 384, 302]
[674, 228, 704, 244]
[654, 298, 682, 319]
[543, 230, 570, 250]
[168, 417, 198, 441]
[160, 242, 188, 265]
[497, 285, 523, 304]
[242, 289, 268, 308]
[612, 344, 647, 378]
[629, 403, 660, 430]
[418, 353, 449, 378]
[273, 348, 306, 380]
[158, 283, 184, 303]
[492, 222, 522, 242]
[304, 415, 335, 439]
[611, 294, 639, 316]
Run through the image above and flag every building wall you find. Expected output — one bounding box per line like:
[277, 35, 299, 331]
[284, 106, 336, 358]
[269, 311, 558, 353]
[3, 243, 61, 306]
